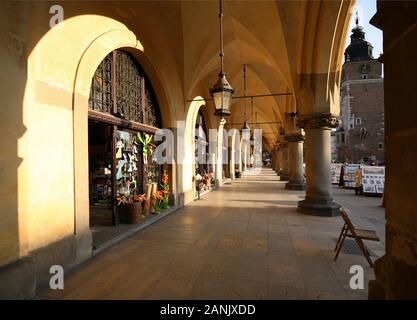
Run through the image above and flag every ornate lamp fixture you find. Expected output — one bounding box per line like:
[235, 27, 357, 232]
[210, 0, 235, 119]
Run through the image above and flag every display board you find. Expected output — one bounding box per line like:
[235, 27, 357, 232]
[344, 164, 360, 188]
[331, 163, 342, 184]
[361, 166, 385, 194]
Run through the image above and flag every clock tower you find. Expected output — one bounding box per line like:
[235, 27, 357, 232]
[335, 14, 384, 165]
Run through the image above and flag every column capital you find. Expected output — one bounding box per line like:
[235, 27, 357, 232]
[297, 113, 340, 129]
[284, 133, 305, 143]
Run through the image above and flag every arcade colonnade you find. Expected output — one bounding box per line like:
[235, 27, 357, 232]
[0, 0, 355, 299]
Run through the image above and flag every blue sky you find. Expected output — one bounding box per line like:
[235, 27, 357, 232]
[345, 0, 383, 58]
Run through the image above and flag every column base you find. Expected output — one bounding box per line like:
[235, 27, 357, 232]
[298, 197, 340, 217]
[279, 174, 289, 181]
[285, 181, 306, 190]
[214, 179, 221, 188]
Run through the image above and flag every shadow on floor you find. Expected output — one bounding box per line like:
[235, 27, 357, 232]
[229, 199, 300, 206]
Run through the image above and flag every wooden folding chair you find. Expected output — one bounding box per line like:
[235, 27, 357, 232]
[334, 207, 380, 268]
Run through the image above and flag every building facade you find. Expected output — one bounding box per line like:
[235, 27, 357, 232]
[336, 18, 385, 165]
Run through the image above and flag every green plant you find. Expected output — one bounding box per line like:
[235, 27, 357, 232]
[152, 190, 164, 214]
[160, 171, 170, 209]
[137, 133, 153, 164]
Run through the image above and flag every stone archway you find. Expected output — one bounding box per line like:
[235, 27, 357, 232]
[181, 97, 206, 205]
[24, 15, 172, 263]
[72, 22, 144, 262]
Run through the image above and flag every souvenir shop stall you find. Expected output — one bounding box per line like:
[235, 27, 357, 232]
[88, 50, 169, 234]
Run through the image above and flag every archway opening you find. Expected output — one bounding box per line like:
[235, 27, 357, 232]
[87, 49, 165, 247]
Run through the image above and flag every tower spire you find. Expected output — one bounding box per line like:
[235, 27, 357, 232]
[355, 9, 359, 27]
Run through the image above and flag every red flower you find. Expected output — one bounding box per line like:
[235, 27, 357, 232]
[161, 173, 169, 184]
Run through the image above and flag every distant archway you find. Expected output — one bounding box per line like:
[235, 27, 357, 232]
[182, 97, 206, 205]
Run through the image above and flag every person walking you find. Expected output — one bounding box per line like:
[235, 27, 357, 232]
[355, 166, 363, 196]
[338, 164, 345, 188]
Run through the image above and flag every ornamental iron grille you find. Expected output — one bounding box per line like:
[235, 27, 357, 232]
[88, 50, 162, 128]
[115, 51, 143, 123]
[146, 88, 162, 128]
[89, 53, 112, 113]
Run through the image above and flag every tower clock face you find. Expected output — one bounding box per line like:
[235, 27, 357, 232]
[360, 63, 371, 74]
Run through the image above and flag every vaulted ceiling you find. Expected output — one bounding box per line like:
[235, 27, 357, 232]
[28, 0, 353, 150]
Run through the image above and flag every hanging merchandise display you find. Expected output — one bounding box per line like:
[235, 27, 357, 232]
[361, 166, 385, 194]
[116, 130, 141, 201]
[343, 164, 360, 188]
[331, 163, 342, 184]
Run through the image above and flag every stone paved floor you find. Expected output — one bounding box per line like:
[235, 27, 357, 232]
[39, 168, 385, 300]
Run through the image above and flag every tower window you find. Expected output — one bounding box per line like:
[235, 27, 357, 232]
[378, 142, 384, 150]
[356, 117, 362, 125]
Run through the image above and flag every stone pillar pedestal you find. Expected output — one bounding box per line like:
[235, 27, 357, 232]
[285, 133, 305, 190]
[297, 113, 340, 216]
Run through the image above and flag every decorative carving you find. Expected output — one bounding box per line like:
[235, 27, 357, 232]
[297, 113, 341, 129]
[284, 133, 305, 143]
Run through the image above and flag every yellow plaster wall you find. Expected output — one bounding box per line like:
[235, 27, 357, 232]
[22, 16, 139, 255]
[0, 12, 151, 267]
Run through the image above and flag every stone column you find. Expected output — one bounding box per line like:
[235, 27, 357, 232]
[297, 113, 340, 216]
[275, 146, 282, 176]
[285, 133, 306, 190]
[226, 146, 233, 179]
[278, 142, 289, 181]
[240, 142, 245, 172]
[238, 139, 242, 172]
[215, 119, 226, 186]
[273, 147, 278, 172]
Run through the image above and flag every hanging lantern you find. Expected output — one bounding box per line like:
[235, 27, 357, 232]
[209, 0, 234, 119]
[210, 73, 234, 118]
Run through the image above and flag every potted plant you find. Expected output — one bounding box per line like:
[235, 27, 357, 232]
[161, 171, 170, 209]
[133, 194, 147, 218]
[117, 193, 128, 223]
[119, 193, 144, 225]
[152, 190, 164, 214]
